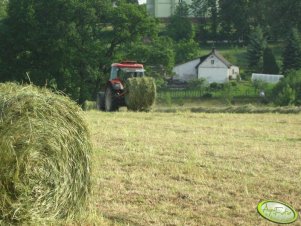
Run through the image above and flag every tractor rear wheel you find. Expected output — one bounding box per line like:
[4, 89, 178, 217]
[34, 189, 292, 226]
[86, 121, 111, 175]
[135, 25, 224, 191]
[105, 87, 118, 112]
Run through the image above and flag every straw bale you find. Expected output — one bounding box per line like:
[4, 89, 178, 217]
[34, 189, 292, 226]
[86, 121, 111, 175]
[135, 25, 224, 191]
[125, 77, 156, 111]
[0, 83, 91, 224]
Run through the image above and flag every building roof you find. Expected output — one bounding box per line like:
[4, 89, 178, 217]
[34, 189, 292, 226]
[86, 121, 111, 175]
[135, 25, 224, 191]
[196, 49, 233, 69]
[111, 61, 144, 69]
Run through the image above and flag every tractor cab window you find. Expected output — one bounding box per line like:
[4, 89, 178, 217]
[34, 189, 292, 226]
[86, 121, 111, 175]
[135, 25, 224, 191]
[110, 66, 118, 80]
[117, 68, 145, 81]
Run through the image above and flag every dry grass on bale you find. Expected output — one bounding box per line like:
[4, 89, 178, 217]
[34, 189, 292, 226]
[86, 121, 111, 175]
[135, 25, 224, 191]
[0, 83, 92, 225]
[125, 77, 156, 111]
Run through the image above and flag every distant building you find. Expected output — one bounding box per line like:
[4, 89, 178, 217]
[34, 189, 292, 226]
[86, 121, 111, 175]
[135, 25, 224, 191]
[173, 49, 240, 83]
[251, 74, 284, 84]
[146, 0, 193, 18]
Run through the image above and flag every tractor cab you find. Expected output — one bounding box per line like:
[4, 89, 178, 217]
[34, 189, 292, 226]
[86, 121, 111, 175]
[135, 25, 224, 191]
[110, 61, 145, 83]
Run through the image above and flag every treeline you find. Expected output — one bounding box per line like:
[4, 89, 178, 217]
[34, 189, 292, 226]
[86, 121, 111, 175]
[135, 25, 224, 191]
[164, 1, 301, 75]
[0, 0, 158, 104]
[187, 0, 301, 42]
[0, 0, 300, 104]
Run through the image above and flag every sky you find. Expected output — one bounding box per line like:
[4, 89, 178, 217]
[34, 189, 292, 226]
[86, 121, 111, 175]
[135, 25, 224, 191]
[138, 0, 146, 4]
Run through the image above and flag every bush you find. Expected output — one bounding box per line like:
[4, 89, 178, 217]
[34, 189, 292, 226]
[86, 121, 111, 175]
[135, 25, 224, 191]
[154, 77, 166, 90]
[222, 82, 233, 105]
[210, 82, 224, 91]
[188, 78, 208, 90]
[202, 93, 213, 98]
[273, 69, 301, 106]
[0, 83, 91, 224]
[275, 84, 296, 106]
[231, 81, 238, 86]
[125, 77, 156, 111]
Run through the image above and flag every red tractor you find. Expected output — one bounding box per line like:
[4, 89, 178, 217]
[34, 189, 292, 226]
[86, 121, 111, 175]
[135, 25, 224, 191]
[97, 61, 145, 111]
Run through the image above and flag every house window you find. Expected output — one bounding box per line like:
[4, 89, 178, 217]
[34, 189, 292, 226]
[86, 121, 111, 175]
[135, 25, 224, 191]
[211, 60, 214, 65]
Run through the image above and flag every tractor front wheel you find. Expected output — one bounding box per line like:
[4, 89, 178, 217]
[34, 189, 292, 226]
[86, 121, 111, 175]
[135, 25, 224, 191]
[105, 87, 118, 112]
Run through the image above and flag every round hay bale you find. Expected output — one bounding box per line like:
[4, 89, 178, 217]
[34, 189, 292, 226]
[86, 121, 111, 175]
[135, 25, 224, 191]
[0, 83, 91, 224]
[125, 77, 156, 111]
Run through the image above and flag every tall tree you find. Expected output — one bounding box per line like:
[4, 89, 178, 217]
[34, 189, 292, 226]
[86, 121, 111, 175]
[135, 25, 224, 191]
[247, 27, 267, 73]
[219, 0, 249, 42]
[166, 2, 194, 42]
[208, 0, 218, 39]
[267, 0, 301, 38]
[263, 47, 279, 74]
[0, 0, 109, 104]
[248, 0, 267, 29]
[123, 37, 175, 73]
[191, 0, 218, 41]
[0, 0, 156, 103]
[282, 28, 301, 73]
[174, 40, 200, 64]
[103, 2, 156, 59]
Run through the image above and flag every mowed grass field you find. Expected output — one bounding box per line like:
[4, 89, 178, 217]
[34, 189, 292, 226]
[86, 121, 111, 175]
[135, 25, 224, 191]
[86, 111, 301, 226]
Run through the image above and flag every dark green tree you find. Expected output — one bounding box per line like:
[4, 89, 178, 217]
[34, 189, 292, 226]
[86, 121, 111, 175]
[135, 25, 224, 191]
[0, 0, 107, 104]
[175, 40, 200, 64]
[95, 1, 157, 93]
[0, 0, 156, 103]
[248, 0, 268, 29]
[166, 2, 194, 41]
[247, 27, 267, 73]
[123, 37, 175, 73]
[208, 0, 218, 39]
[282, 28, 301, 73]
[219, 0, 250, 42]
[267, 0, 301, 38]
[263, 47, 280, 74]
[103, 2, 156, 59]
[191, 0, 217, 41]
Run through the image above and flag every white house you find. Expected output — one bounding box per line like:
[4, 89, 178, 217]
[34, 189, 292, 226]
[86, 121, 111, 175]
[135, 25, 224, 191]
[172, 49, 240, 83]
[251, 73, 284, 84]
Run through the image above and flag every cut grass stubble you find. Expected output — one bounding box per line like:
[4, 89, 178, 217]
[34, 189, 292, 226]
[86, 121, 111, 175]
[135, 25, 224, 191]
[90, 111, 301, 226]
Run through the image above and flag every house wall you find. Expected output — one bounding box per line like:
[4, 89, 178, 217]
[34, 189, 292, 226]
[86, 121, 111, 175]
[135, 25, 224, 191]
[228, 66, 239, 80]
[198, 55, 229, 83]
[172, 58, 199, 81]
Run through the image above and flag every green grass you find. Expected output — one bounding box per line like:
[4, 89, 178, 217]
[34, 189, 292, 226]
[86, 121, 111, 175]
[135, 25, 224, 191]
[86, 111, 301, 226]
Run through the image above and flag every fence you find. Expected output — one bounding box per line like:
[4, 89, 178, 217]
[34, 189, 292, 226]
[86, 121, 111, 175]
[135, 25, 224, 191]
[157, 88, 259, 99]
[157, 89, 204, 99]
